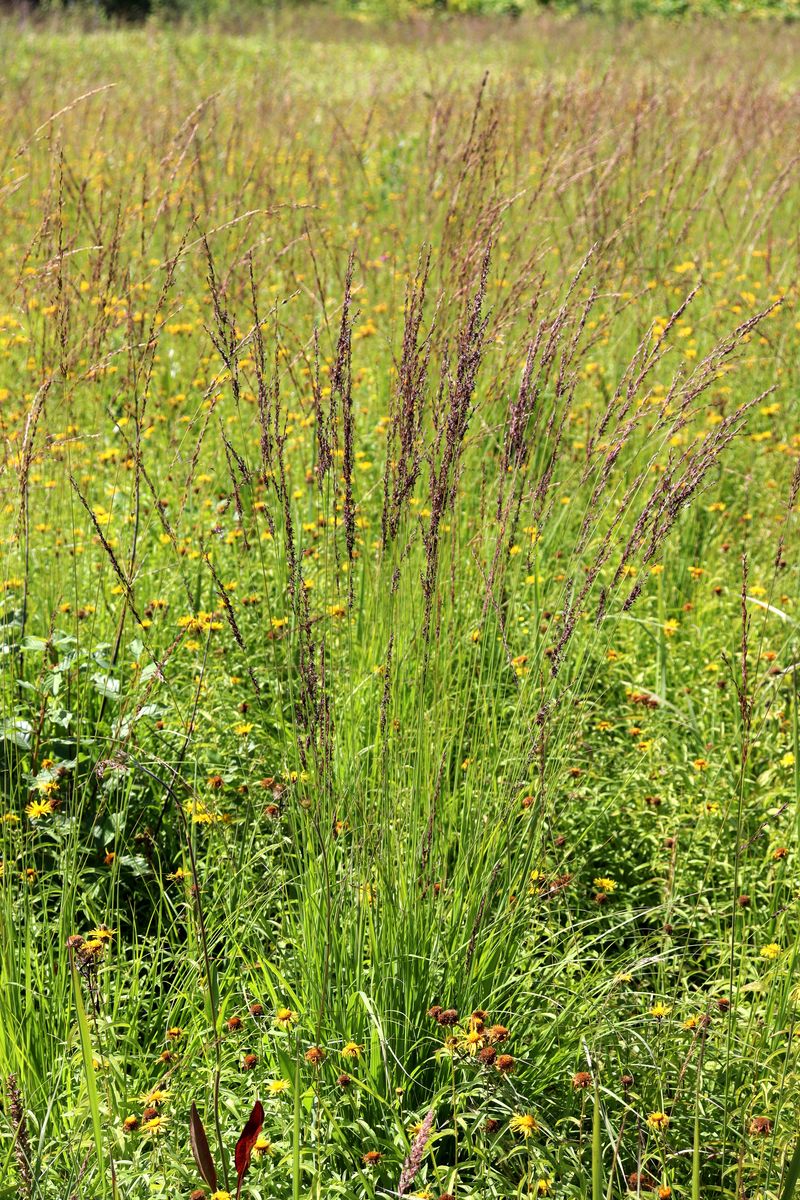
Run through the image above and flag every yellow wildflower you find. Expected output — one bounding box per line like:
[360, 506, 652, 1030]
[25, 799, 54, 820]
[509, 1113, 539, 1138]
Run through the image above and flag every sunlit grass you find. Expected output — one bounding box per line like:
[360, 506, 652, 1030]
[0, 12, 799, 1200]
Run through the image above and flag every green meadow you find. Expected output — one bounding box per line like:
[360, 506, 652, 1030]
[1, 14, 799, 1200]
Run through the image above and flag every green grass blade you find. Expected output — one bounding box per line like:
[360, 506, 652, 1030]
[783, 1140, 800, 1200]
[592, 1079, 602, 1200]
[70, 959, 106, 1188]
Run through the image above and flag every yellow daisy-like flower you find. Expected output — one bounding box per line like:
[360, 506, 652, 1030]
[267, 1078, 290, 1095]
[593, 877, 617, 893]
[211, 1192, 232, 1200]
[647, 1111, 670, 1132]
[178, 612, 222, 634]
[185, 800, 215, 825]
[86, 925, 115, 942]
[760, 943, 781, 960]
[649, 1003, 672, 1019]
[80, 939, 105, 957]
[253, 1134, 273, 1158]
[341, 1041, 363, 1059]
[509, 1113, 539, 1138]
[141, 1114, 168, 1135]
[462, 1029, 484, 1055]
[25, 798, 54, 820]
[275, 1006, 299, 1029]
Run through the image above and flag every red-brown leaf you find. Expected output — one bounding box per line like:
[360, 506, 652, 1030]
[235, 1099, 264, 1199]
[189, 1102, 218, 1191]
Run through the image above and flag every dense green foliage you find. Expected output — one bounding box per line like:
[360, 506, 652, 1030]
[0, 15, 799, 1200]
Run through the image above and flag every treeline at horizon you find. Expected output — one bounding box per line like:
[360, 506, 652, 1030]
[4, 0, 800, 25]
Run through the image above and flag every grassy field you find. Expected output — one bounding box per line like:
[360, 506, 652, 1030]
[1, 13, 800, 1200]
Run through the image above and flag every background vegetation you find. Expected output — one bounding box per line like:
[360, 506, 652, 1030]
[0, 13, 799, 1200]
[14, 0, 800, 26]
